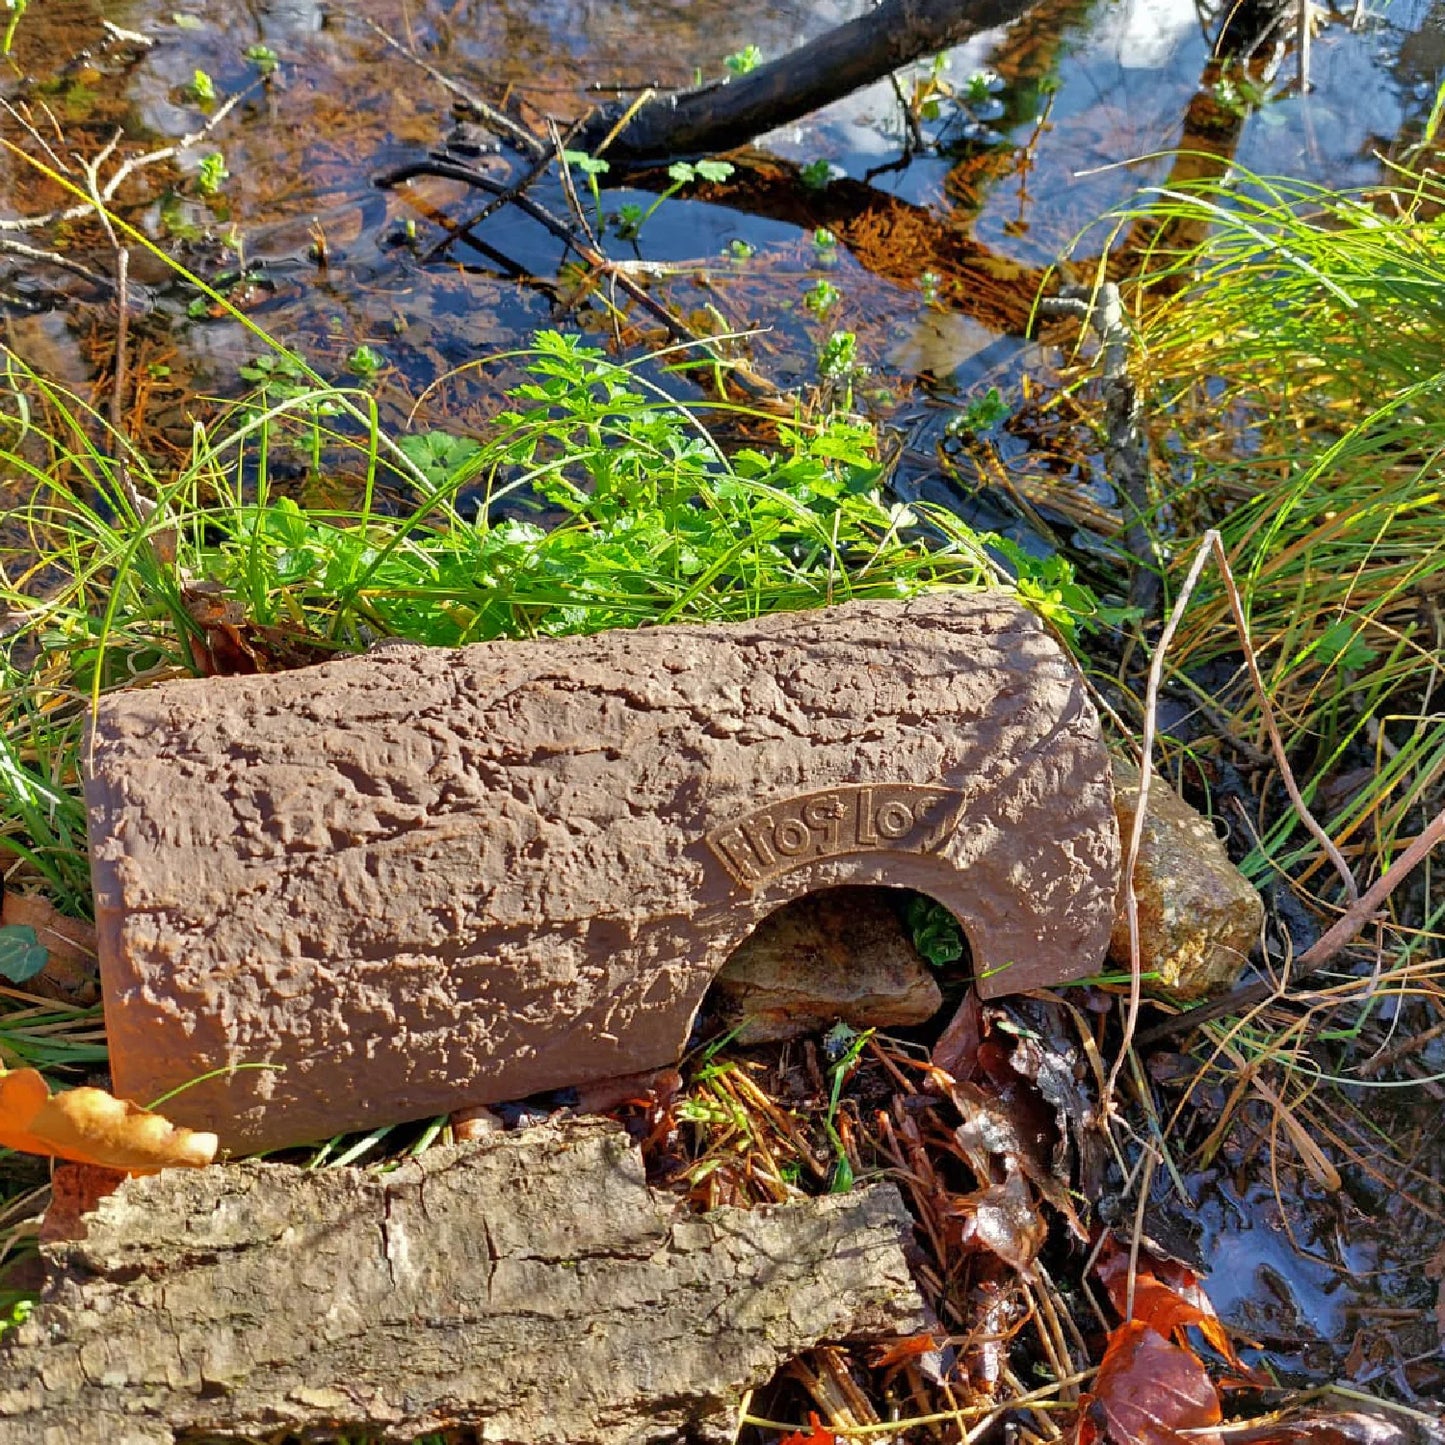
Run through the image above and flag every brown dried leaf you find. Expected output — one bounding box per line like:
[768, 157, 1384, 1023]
[948, 1167, 1047, 1273]
[950, 1078, 1085, 1237]
[1095, 1235, 1248, 1371]
[0, 1068, 217, 1173]
[1222, 1413, 1412, 1445]
[1079, 1320, 1221, 1445]
[932, 987, 983, 1081]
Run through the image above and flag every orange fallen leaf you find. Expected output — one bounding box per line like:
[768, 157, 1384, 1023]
[0, 1068, 217, 1173]
[1077, 1320, 1221, 1445]
[1094, 1235, 1251, 1372]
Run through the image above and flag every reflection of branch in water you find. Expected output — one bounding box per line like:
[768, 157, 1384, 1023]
[1039, 284, 1160, 613]
[575, 0, 1043, 162]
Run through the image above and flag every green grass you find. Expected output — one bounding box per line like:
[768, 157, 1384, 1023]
[0, 329, 1097, 925]
[1085, 167, 1445, 915]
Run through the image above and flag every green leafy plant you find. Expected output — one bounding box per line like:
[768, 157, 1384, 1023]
[346, 344, 385, 381]
[803, 278, 839, 316]
[726, 237, 754, 261]
[187, 68, 217, 105]
[800, 158, 833, 191]
[903, 896, 964, 967]
[0, 926, 48, 984]
[561, 149, 610, 231]
[244, 43, 279, 75]
[817, 329, 864, 385]
[196, 151, 229, 197]
[614, 159, 734, 241]
[946, 386, 1010, 436]
[724, 45, 761, 75]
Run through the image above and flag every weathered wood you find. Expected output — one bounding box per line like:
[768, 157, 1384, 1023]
[575, 0, 1040, 162]
[84, 593, 1118, 1153]
[0, 1119, 926, 1444]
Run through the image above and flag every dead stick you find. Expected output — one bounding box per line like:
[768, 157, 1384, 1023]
[360, 17, 545, 160]
[1139, 800, 1445, 1042]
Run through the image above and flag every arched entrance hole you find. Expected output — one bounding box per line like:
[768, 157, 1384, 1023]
[694, 885, 975, 1049]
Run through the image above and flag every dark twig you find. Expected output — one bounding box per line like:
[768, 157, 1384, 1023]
[359, 18, 546, 161]
[1139, 799, 1445, 1043]
[421, 134, 565, 264]
[376, 157, 780, 400]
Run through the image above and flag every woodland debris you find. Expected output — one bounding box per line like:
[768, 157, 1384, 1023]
[83, 593, 1118, 1153]
[710, 887, 942, 1044]
[0, 1068, 216, 1173]
[1109, 756, 1264, 1000]
[573, 0, 1039, 162]
[0, 1117, 927, 1445]
[0, 892, 99, 1006]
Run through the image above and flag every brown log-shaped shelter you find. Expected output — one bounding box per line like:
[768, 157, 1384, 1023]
[84, 592, 1118, 1153]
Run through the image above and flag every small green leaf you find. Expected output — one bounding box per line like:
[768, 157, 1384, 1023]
[0, 925, 49, 984]
[562, 149, 609, 177]
[694, 159, 734, 183]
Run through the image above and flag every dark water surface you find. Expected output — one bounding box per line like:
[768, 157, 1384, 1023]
[2, 0, 1442, 1400]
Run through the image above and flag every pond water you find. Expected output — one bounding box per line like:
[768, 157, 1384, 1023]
[2, 0, 1442, 1407]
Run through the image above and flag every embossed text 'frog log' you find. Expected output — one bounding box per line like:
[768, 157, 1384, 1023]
[83, 592, 1120, 1153]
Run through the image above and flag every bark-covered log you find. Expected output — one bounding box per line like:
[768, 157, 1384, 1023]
[84, 593, 1118, 1154]
[0, 1119, 927, 1444]
[574, 0, 1041, 163]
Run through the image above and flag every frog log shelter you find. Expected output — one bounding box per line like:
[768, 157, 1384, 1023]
[83, 593, 1120, 1152]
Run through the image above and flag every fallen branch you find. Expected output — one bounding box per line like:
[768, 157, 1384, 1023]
[573, 0, 1041, 162]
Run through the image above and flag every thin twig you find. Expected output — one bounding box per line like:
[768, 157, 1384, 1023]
[359, 17, 545, 160]
[1104, 536, 1215, 1108]
[0, 85, 256, 233]
[1141, 800, 1445, 1041]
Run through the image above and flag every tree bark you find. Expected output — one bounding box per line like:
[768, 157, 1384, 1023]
[0, 1119, 927, 1443]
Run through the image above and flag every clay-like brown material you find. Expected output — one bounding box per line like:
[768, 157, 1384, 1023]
[84, 593, 1118, 1152]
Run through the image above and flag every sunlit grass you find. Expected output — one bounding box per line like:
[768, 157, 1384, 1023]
[1086, 167, 1445, 913]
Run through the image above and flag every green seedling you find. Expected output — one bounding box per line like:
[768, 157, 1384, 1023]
[244, 43, 278, 75]
[904, 896, 964, 967]
[561, 149, 611, 232]
[817, 329, 862, 381]
[614, 159, 735, 241]
[726, 237, 754, 261]
[196, 151, 229, 196]
[803, 277, 839, 315]
[800, 158, 833, 190]
[2, 0, 28, 56]
[724, 45, 761, 75]
[187, 68, 217, 104]
[346, 344, 385, 381]
[947, 386, 1010, 436]
[821, 1024, 874, 1193]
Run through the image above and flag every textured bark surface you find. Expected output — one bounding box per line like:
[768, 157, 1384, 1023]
[1109, 758, 1264, 1000]
[85, 592, 1118, 1152]
[0, 1119, 926, 1445]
